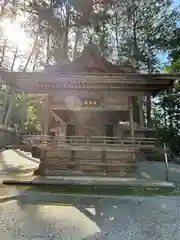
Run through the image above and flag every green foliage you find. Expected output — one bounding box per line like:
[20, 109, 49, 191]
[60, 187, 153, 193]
[152, 7, 180, 155]
[25, 101, 40, 133]
[164, 61, 180, 73]
[152, 83, 180, 155]
[16, 92, 40, 132]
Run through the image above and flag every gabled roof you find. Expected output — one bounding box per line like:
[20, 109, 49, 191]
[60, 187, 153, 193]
[0, 44, 179, 95]
[44, 44, 137, 74]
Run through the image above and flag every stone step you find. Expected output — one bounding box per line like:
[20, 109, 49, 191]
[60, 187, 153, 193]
[43, 169, 137, 177]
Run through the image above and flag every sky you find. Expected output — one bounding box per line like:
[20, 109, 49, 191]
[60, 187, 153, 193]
[174, 0, 180, 6]
[158, 0, 180, 67]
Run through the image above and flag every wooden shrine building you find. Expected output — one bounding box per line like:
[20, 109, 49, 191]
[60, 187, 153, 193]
[0, 44, 179, 177]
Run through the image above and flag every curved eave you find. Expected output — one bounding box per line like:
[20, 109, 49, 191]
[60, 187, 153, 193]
[0, 71, 178, 95]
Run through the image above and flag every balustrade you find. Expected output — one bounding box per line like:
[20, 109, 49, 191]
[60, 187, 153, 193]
[21, 135, 156, 149]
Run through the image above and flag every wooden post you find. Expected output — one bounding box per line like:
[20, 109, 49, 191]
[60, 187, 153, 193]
[129, 96, 135, 161]
[1, 88, 11, 124]
[138, 96, 144, 128]
[4, 95, 14, 126]
[2, 89, 9, 111]
[164, 143, 169, 181]
[43, 95, 49, 138]
[20, 97, 28, 133]
[35, 101, 43, 132]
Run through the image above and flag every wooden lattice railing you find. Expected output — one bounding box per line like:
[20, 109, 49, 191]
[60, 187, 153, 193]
[21, 135, 156, 150]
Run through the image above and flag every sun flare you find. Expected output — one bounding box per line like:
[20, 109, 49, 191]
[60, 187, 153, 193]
[1, 18, 30, 51]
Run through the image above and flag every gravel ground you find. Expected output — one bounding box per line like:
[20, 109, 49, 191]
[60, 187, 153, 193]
[1, 150, 180, 239]
[0, 193, 180, 239]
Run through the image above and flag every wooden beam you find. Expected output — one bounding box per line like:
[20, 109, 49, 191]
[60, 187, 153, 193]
[0, 71, 175, 84]
[49, 105, 129, 111]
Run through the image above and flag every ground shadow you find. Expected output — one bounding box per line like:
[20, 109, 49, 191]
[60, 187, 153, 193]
[13, 191, 119, 239]
[8, 186, 179, 240]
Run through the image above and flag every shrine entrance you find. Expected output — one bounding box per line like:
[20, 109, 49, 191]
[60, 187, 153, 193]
[105, 124, 114, 144]
[66, 124, 76, 136]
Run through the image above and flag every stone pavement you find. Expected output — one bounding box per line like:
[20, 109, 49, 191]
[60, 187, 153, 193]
[0, 150, 180, 239]
[138, 161, 180, 182]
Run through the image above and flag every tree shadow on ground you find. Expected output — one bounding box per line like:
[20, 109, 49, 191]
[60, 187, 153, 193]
[14, 191, 118, 239]
[2, 186, 180, 239]
[11, 189, 144, 239]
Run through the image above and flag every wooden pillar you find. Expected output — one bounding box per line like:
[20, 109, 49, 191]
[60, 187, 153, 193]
[34, 95, 50, 176]
[43, 95, 49, 136]
[2, 90, 9, 111]
[129, 97, 135, 140]
[20, 97, 28, 133]
[4, 95, 14, 126]
[138, 96, 144, 128]
[129, 96, 135, 161]
[35, 101, 43, 132]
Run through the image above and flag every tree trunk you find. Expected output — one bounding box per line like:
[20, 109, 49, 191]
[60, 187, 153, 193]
[0, 39, 7, 67]
[115, 9, 120, 63]
[72, 27, 80, 61]
[63, 4, 70, 54]
[131, 10, 141, 126]
[32, 45, 40, 71]
[146, 31, 153, 128]
[11, 47, 18, 71]
[23, 36, 38, 72]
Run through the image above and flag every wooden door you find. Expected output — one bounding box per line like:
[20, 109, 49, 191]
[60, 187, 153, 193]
[105, 124, 114, 144]
[66, 124, 76, 136]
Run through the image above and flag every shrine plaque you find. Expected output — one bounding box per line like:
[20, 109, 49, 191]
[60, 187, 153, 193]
[81, 98, 100, 107]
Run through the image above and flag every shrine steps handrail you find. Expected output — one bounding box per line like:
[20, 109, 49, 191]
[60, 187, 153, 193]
[22, 135, 156, 146]
[22, 135, 156, 140]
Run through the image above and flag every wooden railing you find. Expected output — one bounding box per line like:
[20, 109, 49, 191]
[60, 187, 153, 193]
[21, 135, 156, 149]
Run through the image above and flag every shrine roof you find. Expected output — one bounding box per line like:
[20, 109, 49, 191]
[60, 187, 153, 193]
[44, 44, 137, 73]
[0, 44, 179, 95]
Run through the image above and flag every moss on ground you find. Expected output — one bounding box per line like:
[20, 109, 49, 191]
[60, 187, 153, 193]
[17, 185, 180, 197]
